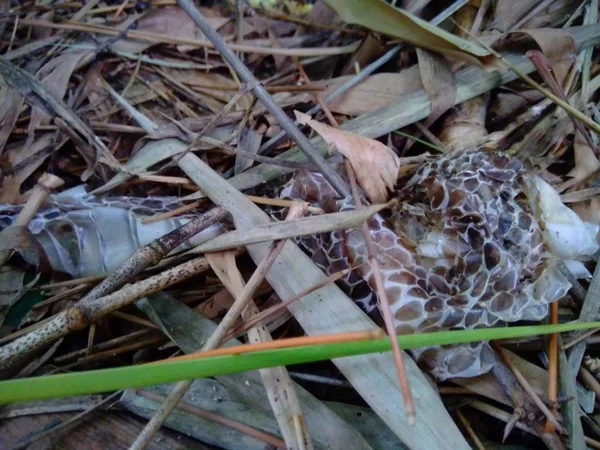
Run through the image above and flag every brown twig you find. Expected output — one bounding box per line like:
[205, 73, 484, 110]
[491, 341, 562, 433]
[0, 173, 64, 268]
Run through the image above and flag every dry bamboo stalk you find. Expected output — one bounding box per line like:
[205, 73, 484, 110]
[0, 255, 212, 370]
[0, 173, 64, 267]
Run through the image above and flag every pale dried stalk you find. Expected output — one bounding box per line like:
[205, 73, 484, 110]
[208, 248, 313, 450]
[456, 410, 485, 450]
[131, 205, 305, 450]
[225, 268, 352, 341]
[0, 173, 64, 267]
[0, 255, 212, 370]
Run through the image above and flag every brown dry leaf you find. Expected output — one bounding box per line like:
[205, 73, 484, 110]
[341, 33, 385, 76]
[569, 131, 600, 182]
[194, 287, 235, 320]
[27, 47, 91, 139]
[294, 110, 400, 203]
[0, 174, 20, 204]
[7, 133, 56, 186]
[326, 69, 423, 116]
[453, 349, 552, 408]
[111, 6, 230, 54]
[518, 28, 576, 86]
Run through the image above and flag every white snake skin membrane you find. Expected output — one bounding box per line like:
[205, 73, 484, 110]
[0, 186, 225, 278]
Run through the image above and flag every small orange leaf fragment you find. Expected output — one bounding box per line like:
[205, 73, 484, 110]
[294, 111, 400, 203]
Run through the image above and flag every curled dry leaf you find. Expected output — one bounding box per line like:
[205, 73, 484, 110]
[294, 110, 400, 203]
[569, 130, 600, 182]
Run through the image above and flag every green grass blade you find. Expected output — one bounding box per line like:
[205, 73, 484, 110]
[1, 322, 598, 404]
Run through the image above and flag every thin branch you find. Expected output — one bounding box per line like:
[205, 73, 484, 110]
[0, 173, 64, 268]
[174, 0, 350, 198]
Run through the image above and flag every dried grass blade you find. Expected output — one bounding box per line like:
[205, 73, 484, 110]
[324, 0, 489, 65]
[207, 251, 314, 450]
[193, 204, 385, 253]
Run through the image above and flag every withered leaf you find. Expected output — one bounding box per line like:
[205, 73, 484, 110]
[294, 110, 400, 203]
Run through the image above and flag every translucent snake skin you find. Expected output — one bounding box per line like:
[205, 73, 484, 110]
[279, 149, 595, 379]
[1, 149, 597, 379]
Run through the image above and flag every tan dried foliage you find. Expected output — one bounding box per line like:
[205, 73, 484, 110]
[294, 110, 400, 203]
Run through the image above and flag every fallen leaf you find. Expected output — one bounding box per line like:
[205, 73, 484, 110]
[295, 110, 400, 203]
[0, 57, 119, 180]
[0, 266, 26, 327]
[325, 69, 424, 116]
[519, 28, 576, 86]
[111, 6, 230, 54]
[235, 127, 262, 175]
[27, 47, 91, 139]
[324, 0, 490, 66]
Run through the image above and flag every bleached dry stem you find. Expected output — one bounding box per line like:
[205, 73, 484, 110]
[0, 173, 64, 267]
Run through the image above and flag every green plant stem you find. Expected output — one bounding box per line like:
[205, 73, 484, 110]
[1, 322, 598, 405]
